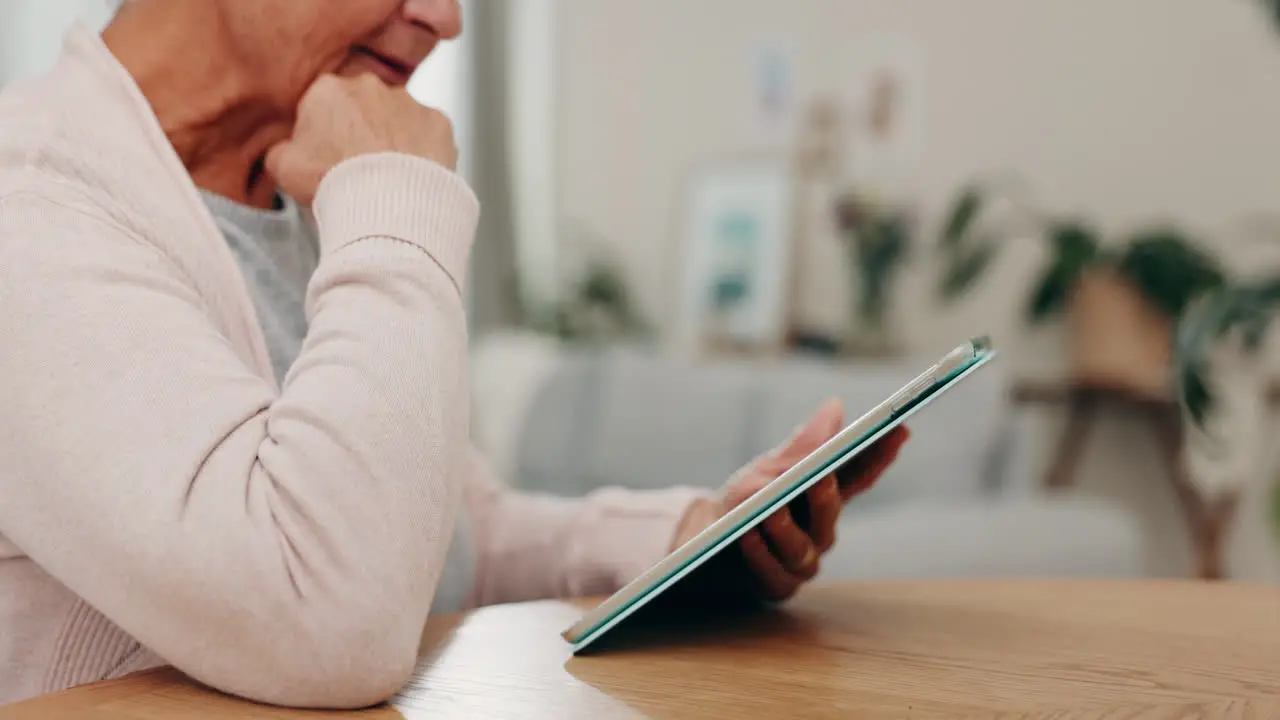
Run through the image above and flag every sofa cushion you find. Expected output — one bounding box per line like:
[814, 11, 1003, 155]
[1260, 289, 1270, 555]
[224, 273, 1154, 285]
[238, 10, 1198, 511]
[504, 340, 1016, 504]
[579, 348, 758, 493]
[512, 352, 602, 495]
[817, 497, 1144, 579]
[470, 331, 567, 483]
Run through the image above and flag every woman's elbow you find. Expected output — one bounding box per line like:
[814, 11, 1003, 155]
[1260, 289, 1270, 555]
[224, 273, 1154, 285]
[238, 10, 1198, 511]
[195, 608, 422, 710]
[269, 648, 417, 710]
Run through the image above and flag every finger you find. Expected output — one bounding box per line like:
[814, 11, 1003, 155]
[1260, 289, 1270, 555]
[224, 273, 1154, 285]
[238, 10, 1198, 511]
[739, 529, 803, 602]
[840, 428, 907, 501]
[761, 508, 820, 580]
[722, 472, 770, 510]
[844, 425, 908, 476]
[758, 399, 845, 475]
[264, 144, 326, 206]
[804, 474, 842, 553]
[837, 426, 910, 502]
[263, 142, 290, 182]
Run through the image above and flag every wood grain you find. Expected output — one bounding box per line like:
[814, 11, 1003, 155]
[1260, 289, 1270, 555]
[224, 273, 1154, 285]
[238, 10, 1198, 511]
[3, 580, 1278, 719]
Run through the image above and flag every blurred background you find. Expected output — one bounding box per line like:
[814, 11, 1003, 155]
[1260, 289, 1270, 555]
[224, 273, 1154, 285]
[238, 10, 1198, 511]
[4, 0, 1278, 584]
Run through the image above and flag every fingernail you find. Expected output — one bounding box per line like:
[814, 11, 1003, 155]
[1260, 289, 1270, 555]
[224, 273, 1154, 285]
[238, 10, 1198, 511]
[802, 546, 819, 572]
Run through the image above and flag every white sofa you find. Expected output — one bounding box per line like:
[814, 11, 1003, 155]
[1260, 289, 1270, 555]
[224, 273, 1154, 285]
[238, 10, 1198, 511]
[471, 332, 1145, 580]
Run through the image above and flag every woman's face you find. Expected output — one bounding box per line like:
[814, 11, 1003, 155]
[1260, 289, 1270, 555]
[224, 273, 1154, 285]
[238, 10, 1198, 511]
[222, 0, 462, 103]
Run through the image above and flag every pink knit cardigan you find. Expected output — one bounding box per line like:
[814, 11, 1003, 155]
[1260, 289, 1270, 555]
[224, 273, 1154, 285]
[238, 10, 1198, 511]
[0, 25, 699, 709]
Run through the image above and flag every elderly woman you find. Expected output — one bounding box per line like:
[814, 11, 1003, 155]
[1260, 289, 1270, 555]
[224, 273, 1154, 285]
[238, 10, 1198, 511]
[0, 0, 908, 710]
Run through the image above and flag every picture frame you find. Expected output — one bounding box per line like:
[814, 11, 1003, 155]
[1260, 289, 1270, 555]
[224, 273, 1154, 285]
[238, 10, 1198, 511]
[669, 154, 795, 357]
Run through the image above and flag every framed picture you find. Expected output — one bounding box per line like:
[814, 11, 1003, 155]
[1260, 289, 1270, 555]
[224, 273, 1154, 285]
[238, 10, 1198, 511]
[670, 155, 795, 357]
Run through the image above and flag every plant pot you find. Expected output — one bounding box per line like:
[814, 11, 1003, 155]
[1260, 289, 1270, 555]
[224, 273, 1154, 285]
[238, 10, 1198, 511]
[1067, 269, 1172, 398]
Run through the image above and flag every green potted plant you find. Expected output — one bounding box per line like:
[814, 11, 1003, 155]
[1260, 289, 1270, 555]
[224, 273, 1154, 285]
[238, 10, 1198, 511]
[1173, 0, 1280, 542]
[1174, 218, 1280, 542]
[937, 176, 1224, 396]
[833, 190, 912, 357]
[526, 257, 650, 344]
[524, 224, 651, 345]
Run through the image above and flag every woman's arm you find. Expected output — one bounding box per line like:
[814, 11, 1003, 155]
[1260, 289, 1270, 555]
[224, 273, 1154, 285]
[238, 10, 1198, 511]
[463, 450, 709, 606]
[463, 402, 908, 610]
[0, 154, 476, 709]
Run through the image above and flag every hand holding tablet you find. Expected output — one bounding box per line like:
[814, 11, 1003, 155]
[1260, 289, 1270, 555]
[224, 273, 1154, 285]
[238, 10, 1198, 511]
[669, 403, 909, 603]
[562, 337, 997, 652]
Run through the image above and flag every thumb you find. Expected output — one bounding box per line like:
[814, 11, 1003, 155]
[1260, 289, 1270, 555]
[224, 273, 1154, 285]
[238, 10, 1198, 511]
[765, 398, 844, 469]
[264, 140, 321, 207]
[263, 141, 291, 185]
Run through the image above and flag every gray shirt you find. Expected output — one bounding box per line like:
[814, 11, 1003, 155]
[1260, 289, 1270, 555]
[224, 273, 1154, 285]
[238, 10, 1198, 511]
[201, 190, 475, 614]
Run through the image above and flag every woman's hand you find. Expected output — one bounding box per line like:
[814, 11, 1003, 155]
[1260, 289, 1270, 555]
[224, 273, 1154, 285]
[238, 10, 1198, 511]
[266, 73, 458, 205]
[671, 400, 909, 603]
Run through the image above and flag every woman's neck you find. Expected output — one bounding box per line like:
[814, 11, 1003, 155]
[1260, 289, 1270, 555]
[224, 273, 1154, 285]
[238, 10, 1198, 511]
[102, 4, 292, 209]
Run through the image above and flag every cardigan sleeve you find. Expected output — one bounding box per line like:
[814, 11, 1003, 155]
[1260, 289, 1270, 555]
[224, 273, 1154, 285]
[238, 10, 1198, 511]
[463, 449, 708, 606]
[0, 155, 477, 710]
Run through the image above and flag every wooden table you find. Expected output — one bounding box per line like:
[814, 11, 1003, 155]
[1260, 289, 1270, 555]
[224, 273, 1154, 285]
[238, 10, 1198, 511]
[4, 581, 1277, 719]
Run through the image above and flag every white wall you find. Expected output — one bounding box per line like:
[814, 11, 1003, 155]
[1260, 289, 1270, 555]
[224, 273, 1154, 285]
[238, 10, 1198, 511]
[557, 0, 1280, 347]
[507, 0, 561, 307]
[554, 0, 1280, 580]
[408, 3, 473, 182]
[0, 0, 114, 86]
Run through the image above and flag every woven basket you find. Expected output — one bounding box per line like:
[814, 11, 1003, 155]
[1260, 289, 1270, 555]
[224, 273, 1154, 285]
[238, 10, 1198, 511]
[1067, 269, 1172, 399]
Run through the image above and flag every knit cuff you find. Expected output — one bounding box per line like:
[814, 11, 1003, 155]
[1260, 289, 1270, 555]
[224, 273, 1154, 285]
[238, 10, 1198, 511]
[312, 153, 480, 295]
[592, 487, 717, 589]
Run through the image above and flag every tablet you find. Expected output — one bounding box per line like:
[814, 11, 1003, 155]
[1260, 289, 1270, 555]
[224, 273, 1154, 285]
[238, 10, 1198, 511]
[560, 336, 998, 652]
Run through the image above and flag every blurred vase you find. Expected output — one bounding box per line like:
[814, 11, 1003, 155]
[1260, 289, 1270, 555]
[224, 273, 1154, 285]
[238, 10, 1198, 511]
[1067, 269, 1171, 398]
[788, 175, 853, 344]
[1184, 342, 1266, 501]
[787, 98, 854, 350]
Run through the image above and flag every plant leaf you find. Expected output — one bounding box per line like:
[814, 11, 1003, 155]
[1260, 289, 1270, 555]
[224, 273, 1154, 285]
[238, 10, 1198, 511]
[941, 187, 983, 250]
[1174, 288, 1233, 427]
[939, 241, 997, 301]
[1241, 312, 1271, 351]
[1183, 365, 1213, 426]
[1118, 228, 1225, 319]
[1026, 264, 1072, 322]
[1254, 276, 1280, 305]
[1025, 220, 1100, 322]
[1172, 284, 1280, 431]
[1050, 220, 1102, 261]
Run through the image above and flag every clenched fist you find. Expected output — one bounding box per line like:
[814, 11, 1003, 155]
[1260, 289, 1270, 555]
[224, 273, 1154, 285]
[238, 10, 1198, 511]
[266, 73, 457, 206]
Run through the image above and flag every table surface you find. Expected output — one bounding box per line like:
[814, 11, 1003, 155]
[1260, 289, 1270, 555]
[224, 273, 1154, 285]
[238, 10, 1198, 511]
[3, 580, 1278, 719]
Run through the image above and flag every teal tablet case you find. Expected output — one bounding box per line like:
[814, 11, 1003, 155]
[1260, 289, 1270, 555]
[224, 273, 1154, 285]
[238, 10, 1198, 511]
[567, 339, 997, 653]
